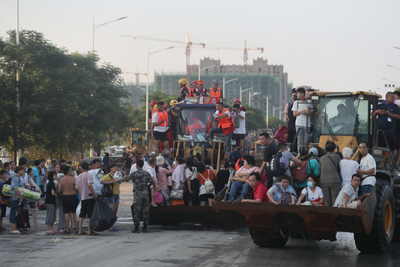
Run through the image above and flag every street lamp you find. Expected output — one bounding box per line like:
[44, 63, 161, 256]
[248, 92, 261, 107]
[198, 61, 219, 80]
[387, 64, 400, 71]
[222, 77, 238, 103]
[239, 87, 253, 104]
[265, 95, 271, 129]
[16, 0, 21, 162]
[145, 46, 175, 131]
[273, 106, 282, 118]
[92, 16, 127, 53]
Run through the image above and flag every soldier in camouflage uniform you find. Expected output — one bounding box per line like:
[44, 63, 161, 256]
[126, 159, 154, 233]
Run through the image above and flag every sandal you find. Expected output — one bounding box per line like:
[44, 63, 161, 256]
[58, 229, 65, 233]
[46, 230, 55, 234]
[77, 231, 86, 235]
[88, 231, 99, 236]
[10, 230, 22, 234]
[65, 229, 71, 233]
[108, 227, 119, 232]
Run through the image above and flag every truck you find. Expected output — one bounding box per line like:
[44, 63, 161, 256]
[212, 91, 400, 253]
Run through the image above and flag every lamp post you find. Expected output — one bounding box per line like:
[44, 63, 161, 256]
[92, 16, 127, 53]
[265, 95, 271, 129]
[239, 87, 253, 104]
[16, 0, 20, 162]
[387, 64, 400, 71]
[222, 77, 238, 103]
[145, 46, 175, 131]
[273, 106, 281, 118]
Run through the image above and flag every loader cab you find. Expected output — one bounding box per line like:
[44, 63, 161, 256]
[310, 91, 380, 151]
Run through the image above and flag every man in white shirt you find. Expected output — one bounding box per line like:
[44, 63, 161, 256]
[152, 101, 170, 154]
[130, 154, 149, 174]
[292, 87, 313, 152]
[356, 141, 376, 196]
[232, 104, 246, 153]
[334, 174, 363, 209]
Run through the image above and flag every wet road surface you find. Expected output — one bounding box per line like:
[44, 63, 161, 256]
[1, 183, 399, 267]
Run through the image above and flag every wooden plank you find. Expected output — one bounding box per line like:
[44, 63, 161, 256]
[216, 142, 221, 171]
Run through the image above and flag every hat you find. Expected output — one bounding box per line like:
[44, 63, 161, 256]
[212, 80, 218, 85]
[151, 101, 157, 107]
[197, 80, 204, 85]
[234, 99, 241, 104]
[191, 80, 198, 85]
[309, 147, 318, 156]
[170, 100, 178, 106]
[156, 156, 164, 166]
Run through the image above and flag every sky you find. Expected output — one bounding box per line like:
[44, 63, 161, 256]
[1, 0, 400, 94]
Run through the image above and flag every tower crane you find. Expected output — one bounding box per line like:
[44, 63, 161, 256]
[203, 40, 263, 73]
[124, 67, 147, 85]
[122, 33, 205, 81]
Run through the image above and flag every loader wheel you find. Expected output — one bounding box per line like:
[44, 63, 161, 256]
[251, 229, 289, 248]
[354, 180, 395, 253]
[393, 177, 400, 242]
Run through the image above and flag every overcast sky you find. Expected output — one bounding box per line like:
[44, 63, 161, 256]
[1, 0, 399, 94]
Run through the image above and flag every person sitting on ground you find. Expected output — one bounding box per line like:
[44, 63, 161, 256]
[228, 156, 260, 202]
[197, 161, 216, 206]
[333, 174, 366, 209]
[339, 147, 359, 188]
[296, 175, 324, 206]
[267, 175, 297, 205]
[240, 172, 269, 203]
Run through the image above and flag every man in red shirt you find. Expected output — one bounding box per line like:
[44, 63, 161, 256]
[241, 172, 269, 203]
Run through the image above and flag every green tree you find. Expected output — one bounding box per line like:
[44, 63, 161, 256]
[0, 30, 131, 161]
[267, 116, 287, 132]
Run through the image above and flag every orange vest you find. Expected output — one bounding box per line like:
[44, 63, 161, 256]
[209, 88, 221, 101]
[156, 110, 169, 127]
[218, 108, 234, 129]
[188, 118, 203, 134]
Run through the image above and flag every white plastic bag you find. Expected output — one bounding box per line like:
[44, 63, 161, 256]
[76, 201, 81, 218]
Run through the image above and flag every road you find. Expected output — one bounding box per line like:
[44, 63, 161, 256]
[1, 183, 400, 267]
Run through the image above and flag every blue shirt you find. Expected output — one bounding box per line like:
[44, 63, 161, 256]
[163, 158, 173, 169]
[33, 166, 40, 186]
[10, 175, 24, 201]
[376, 103, 400, 133]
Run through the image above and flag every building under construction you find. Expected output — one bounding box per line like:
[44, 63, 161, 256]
[152, 57, 291, 120]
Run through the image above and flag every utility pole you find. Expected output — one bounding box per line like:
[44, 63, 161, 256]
[16, 0, 21, 162]
[244, 40, 248, 73]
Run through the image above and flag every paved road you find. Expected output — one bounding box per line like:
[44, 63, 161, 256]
[1, 183, 400, 267]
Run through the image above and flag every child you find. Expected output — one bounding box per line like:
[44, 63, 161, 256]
[27, 168, 38, 228]
[0, 170, 8, 231]
[45, 171, 58, 234]
[296, 175, 324, 206]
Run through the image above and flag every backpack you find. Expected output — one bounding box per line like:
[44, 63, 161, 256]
[275, 183, 293, 204]
[291, 159, 311, 183]
[199, 170, 214, 194]
[268, 152, 289, 177]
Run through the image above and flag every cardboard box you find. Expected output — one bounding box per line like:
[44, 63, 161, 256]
[200, 96, 219, 105]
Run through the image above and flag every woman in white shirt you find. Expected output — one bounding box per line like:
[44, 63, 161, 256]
[339, 147, 360, 188]
[296, 175, 324, 206]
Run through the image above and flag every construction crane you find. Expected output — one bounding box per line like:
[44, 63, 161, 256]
[122, 33, 205, 81]
[203, 40, 263, 73]
[124, 67, 146, 85]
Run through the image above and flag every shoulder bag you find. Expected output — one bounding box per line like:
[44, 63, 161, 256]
[101, 174, 114, 198]
[327, 155, 342, 183]
[199, 170, 214, 194]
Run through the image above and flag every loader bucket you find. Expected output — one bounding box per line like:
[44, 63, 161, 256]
[212, 187, 376, 241]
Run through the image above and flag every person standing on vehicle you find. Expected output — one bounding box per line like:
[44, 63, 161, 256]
[207, 80, 222, 102]
[292, 88, 313, 152]
[284, 90, 297, 146]
[319, 141, 342, 206]
[207, 102, 235, 158]
[152, 101, 170, 154]
[356, 141, 376, 196]
[178, 78, 190, 99]
[197, 80, 208, 96]
[190, 80, 198, 97]
[371, 91, 400, 169]
[126, 159, 154, 233]
[258, 132, 278, 189]
[232, 104, 246, 153]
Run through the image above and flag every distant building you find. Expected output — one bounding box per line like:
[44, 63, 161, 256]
[121, 83, 154, 107]
[152, 57, 291, 120]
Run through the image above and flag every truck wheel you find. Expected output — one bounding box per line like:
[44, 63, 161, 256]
[393, 177, 400, 242]
[354, 180, 395, 253]
[251, 229, 289, 248]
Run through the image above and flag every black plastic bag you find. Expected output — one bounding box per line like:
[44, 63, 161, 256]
[90, 198, 117, 231]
